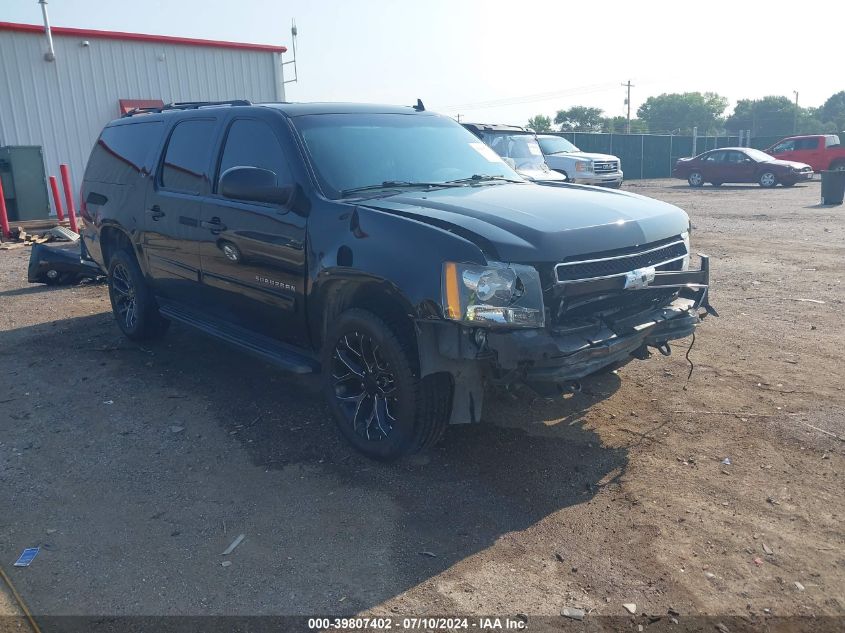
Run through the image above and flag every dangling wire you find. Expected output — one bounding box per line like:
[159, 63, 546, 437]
[685, 331, 696, 382]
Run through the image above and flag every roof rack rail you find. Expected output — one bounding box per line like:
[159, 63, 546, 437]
[122, 100, 252, 117]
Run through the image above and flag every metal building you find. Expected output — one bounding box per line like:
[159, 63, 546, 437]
[0, 20, 287, 215]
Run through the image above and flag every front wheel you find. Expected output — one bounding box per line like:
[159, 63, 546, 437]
[107, 249, 169, 341]
[759, 171, 778, 188]
[322, 309, 451, 460]
[688, 171, 704, 187]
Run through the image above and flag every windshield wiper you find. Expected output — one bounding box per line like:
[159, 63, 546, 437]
[445, 174, 523, 185]
[340, 181, 461, 197]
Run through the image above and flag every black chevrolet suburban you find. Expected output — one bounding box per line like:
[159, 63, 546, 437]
[80, 100, 714, 459]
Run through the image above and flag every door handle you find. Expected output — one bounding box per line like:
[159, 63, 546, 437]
[149, 205, 165, 220]
[201, 218, 227, 232]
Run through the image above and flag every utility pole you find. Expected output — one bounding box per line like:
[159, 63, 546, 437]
[793, 90, 799, 134]
[622, 80, 634, 134]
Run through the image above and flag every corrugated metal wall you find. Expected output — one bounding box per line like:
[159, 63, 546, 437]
[0, 29, 284, 214]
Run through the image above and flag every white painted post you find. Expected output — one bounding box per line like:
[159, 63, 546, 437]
[692, 127, 698, 156]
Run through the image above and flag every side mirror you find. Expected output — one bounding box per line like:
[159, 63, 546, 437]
[220, 167, 293, 205]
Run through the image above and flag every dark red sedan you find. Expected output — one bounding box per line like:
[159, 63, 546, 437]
[673, 147, 813, 188]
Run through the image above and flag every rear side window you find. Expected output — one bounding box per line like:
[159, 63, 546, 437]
[160, 119, 216, 194]
[794, 138, 819, 150]
[217, 119, 292, 189]
[85, 121, 164, 184]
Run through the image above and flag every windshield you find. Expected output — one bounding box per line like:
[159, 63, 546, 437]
[482, 132, 550, 172]
[744, 148, 774, 162]
[537, 135, 580, 155]
[292, 113, 522, 198]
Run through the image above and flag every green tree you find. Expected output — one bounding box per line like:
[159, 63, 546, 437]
[636, 92, 727, 134]
[725, 95, 825, 136]
[820, 91, 845, 131]
[526, 114, 552, 132]
[603, 116, 648, 134]
[554, 106, 605, 132]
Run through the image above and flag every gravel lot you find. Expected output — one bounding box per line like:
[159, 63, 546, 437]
[1, 179, 843, 627]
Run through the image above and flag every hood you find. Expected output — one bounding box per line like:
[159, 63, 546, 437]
[518, 167, 567, 182]
[360, 183, 690, 262]
[766, 158, 812, 170]
[545, 151, 619, 163]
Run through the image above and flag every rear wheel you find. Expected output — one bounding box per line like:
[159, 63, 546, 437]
[759, 171, 778, 188]
[107, 249, 169, 341]
[322, 309, 451, 460]
[830, 160, 845, 171]
[688, 171, 704, 187]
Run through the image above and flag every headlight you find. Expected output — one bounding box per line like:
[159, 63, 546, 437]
[681, 230, 691, 271]
[575, 161, 592, 173]
[442, 261, 545, 328]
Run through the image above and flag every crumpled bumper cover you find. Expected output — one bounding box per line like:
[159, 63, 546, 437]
[486, 255, 715, 383]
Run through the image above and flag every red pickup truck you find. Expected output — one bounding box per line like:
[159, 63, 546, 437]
[766, 134, 845, 172]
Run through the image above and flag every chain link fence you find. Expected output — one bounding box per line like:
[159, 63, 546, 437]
[549, 133, 790, 180]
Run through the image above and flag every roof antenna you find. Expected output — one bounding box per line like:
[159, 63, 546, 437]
[413, 99, 425, 112]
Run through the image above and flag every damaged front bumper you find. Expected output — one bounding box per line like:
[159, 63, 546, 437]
[485, 254, 716, 385]
[27, 242, 105, 285]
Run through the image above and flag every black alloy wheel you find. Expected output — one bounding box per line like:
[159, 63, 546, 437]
[330, 330, 398, 442]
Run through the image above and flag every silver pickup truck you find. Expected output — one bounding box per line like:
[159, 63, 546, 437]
[537, 134, 623, 188]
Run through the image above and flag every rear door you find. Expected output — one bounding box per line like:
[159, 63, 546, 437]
[700, 150, 726, 182]
[789, 137, 822, 169]
[197, 113, 308, 346]
[143, 116, 220, 301]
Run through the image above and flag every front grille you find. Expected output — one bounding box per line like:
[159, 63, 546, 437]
[555, 239, 687, 283]
[593, 160, 619, 173]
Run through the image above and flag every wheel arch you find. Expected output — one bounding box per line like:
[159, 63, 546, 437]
[99, 223, 136, 269]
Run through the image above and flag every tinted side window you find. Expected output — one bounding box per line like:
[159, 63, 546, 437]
[795, 138, 819, 150]
[85, 121, 164, 184]
[161, 119, 216, 194]
[703, 151, 725, 162]
[217, 119, 292, 189]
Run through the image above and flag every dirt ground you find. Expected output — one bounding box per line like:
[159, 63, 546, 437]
[0, 178, 843, 629]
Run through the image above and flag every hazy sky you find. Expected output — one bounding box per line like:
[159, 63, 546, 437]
[5, 0, 843, 127]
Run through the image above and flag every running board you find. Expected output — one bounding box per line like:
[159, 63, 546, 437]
[158, 302, 318, 374]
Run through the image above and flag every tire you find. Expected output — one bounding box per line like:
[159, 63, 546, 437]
[107, 248, 169, 341]
[688, 171, 704, 187]
[759, 171, 778, 188]
[322, 308, 451, 460]
[608, 181, 623, 189]
[830, 160, 845, 172]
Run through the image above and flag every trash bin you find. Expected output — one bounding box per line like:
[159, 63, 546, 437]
[820, 169, 845, 205]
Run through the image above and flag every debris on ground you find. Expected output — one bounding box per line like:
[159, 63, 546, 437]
[221, 533, 245, 555]
[622, 603, 636, 614]
[169, 426, 185, 434]
[721, 457, 732, 465]
[13, 547, 40, 567]
[221, 560, 232, 567]
[561, 607, 585, 620]
[418, 551, 437, 558]
[762, 543, 773, 555]
[794, 581, 805, 591]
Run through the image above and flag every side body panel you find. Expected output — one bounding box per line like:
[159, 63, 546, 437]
[197, 110, 309, 346]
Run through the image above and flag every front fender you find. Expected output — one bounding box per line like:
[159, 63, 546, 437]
[307, 202, 487, 344]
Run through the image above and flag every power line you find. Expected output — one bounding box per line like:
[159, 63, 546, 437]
[435, 82, 620, 112]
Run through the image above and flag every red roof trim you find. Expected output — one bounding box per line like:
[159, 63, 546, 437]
[0, 21, 287, 53]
